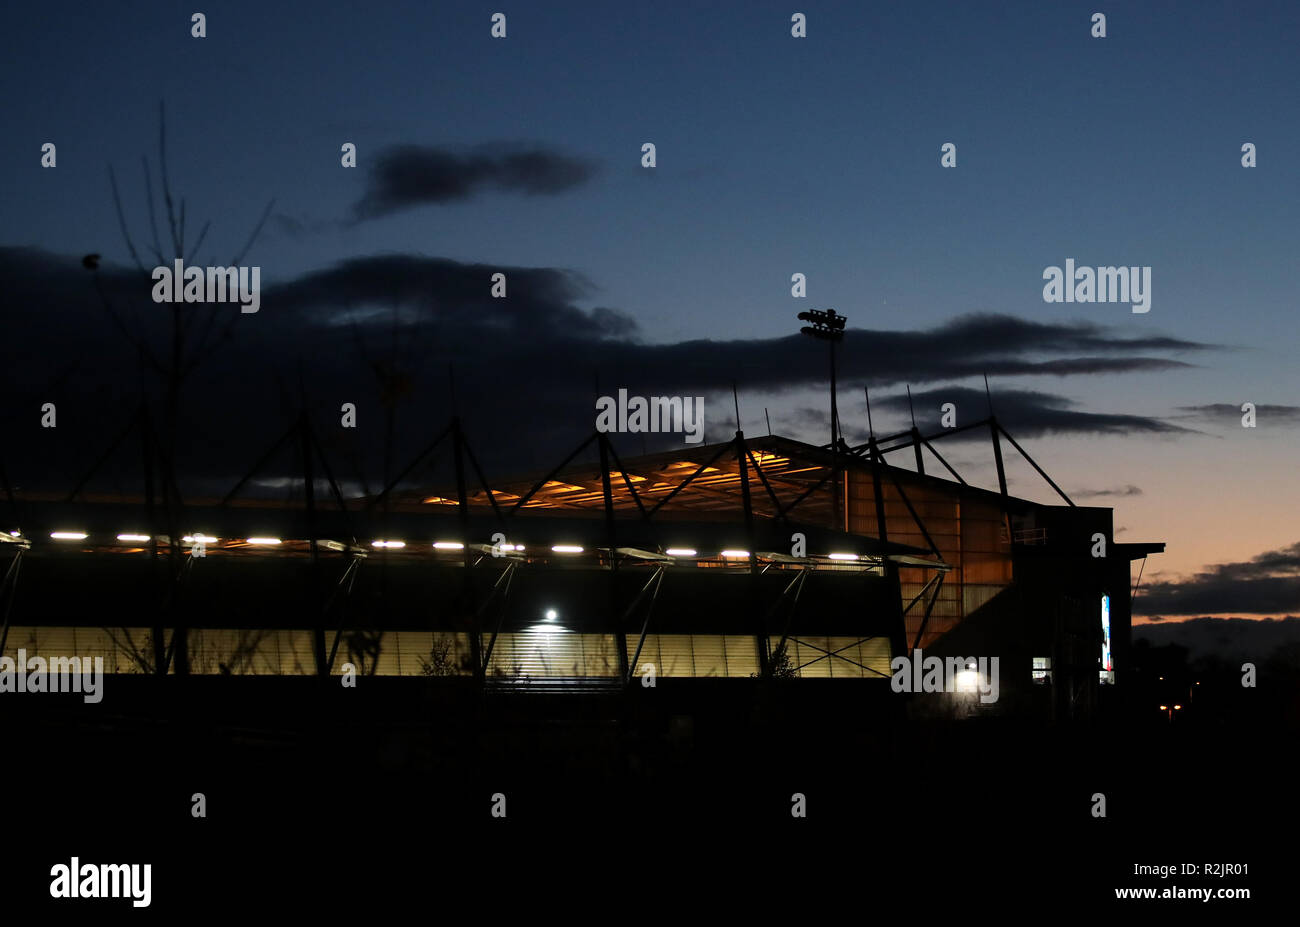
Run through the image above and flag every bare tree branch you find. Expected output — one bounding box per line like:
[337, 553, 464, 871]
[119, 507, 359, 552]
[91, 274, 166, 375]
[158, 101, 181, 257]
[141, 157, 165, 266]
[230, 197, 276, 266]
[102, 627, 154, 674]
[108, 165, 147, 275]
[185, 219, 211, 264]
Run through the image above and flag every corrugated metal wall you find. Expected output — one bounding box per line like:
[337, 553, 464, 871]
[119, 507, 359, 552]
[847, 471, 1012, 650]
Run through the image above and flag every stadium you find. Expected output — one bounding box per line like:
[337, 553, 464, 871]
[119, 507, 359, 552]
[0, 408, 1161, 721]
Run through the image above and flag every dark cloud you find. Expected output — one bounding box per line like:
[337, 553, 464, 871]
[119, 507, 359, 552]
[1134, 615, 1300, 661]
[352, 143, 599, 220]
[261, 253, 620, 340]
[1074, 485, 1143, 499]
[0, 248, 1216, 495]
[871, 313, 1201, 358]
[868, 386, 1193, 440]
[269, 213, 336, 240]
[1176, 403, 1300, 424]
[1136, 543, 1300, 616]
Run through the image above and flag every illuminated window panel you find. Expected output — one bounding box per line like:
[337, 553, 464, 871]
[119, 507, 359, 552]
[690, 635, 727, 677]
[722, 636, 760, 677]
[655, 635, 696, 677]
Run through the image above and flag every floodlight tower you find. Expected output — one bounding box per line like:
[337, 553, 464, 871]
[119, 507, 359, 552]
[798, 308, 847, 527]
[797, 308, 847, 450]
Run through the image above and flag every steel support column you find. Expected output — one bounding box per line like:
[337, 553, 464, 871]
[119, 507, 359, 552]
[599, 434, 629, 680]
[300, 412, 327, 676]
[737, 433, 769, 677]
[868, 438, 909, 662]
[453, 419, 484, 683]
[0, 549, 23, 656]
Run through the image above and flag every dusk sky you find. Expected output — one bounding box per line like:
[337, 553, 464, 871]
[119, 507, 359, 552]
[2, 1, 1297, 625]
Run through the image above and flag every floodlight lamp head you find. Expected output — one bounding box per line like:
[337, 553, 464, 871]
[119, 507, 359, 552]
[797, 308, 847, 340]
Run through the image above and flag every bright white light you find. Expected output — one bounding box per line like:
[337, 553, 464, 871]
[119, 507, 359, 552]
[371, 540, 406, 549]
[551, 545, 583, 554]
[828, 552, 859, 561]
[183, 535, 219, 544]
[527, 623, 566, 634]
[117, 534, 151, 542]
[433, 541, 464, 550]
[544, 609, 558, 621]
[246, 537, 281, 545]
[51, 532, 88, 540]
[956, 670, 980, 692]
[720, 549, 749, 559]
[665, 548, 697, 557]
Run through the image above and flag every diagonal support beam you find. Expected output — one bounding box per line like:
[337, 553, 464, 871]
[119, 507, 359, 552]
[479, 562, 518, 669]
[371, 420, 455, 508]
[910, 574, 946, 651]
[902, 572, 942, 618]
[325, 557, 364, 673]
[66, 408, 141, 502]
[625, 566, 666, 683]
[998, 424, 1075, 507]
[309, 427, 357, 538]
[880, 465, 943, 561]
[878, 418, 990, 453]
[647, 441, 733, 518]
[459, 422, 505, 521]
[772, 567, 812, 656]
[789, 636, 891, 678]
[745, 446, 787, 519]
[509, 432, 598, 514]
[922, 440, 967, 485]
[602, 436, 649, 521]
[220, 419, 300, 507]
[777, 470, 833, 519]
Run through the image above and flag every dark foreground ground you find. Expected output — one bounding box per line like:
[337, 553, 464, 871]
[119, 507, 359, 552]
[2, 676, 1293, 917]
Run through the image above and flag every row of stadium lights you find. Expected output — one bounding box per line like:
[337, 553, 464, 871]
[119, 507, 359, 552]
[31, 532, 863, 561]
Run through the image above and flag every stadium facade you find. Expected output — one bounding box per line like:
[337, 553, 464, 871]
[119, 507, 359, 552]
[0, 415, 1161, 720]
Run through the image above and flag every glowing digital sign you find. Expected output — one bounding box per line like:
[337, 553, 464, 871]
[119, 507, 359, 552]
[1100, 593, 1114, 683]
